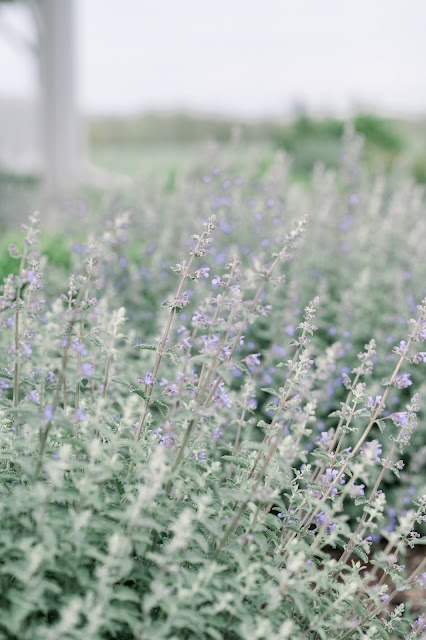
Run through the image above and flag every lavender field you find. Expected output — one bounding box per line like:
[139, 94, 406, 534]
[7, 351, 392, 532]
[0, 123, 425, 639]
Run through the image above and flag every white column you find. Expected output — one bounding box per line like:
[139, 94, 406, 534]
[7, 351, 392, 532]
[37, 0, 78, 192]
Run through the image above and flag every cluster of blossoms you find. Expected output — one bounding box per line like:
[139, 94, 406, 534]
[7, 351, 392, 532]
[1, 135, 425, 640]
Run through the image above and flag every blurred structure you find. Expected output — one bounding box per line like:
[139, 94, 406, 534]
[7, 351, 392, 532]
[0, 0, 80, 193]
[37, 0, 79, 192]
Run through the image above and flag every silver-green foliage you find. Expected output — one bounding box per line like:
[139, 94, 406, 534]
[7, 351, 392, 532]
[0, 128, 425, 639]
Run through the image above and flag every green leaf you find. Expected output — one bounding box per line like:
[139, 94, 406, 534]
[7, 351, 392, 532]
[151, 398, 169, 415]
[233, 361, 250, 374]
[165, 348, 179, 366]
[265, 400, 278, 412]
[131, 387, 147, 400]
[221, 455, 250, 469]
[257, 419, 270, 430]
[134, 343, 157, 351]
[111, 377, 132, 387]
[216, 365, 233, 385]
[311, 449, 331, 462]
[376, 419, 387, 433]
[352, 546, 368, 562]
[87, 334, 104, 350]
[260, 387, 281, 398]
[240, 440, 269, 452]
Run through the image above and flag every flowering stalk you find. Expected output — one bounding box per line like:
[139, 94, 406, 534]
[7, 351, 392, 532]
[134, 216, 217, 441]
[214, 435, 278, 556]
[35, 282, 88, 478]
[195, 259, 241, 401]
[337, 556, 426, 640]
[11, 213, 40, 410]
[339, 394, 419, 565]
[248, 297, 318, 479]
[204, 217, 308, 408]
[227, 378, 254, 479]
[297, 307, 425, 542]
[310, 339, 376, 483]
[372, 495, 426, 585]
[171, 218, 308, 472]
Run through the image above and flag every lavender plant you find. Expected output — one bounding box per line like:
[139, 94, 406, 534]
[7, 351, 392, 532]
[0, 130, 425, 639]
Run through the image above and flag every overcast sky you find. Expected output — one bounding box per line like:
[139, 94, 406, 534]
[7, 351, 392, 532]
[1, 0, 426, 118]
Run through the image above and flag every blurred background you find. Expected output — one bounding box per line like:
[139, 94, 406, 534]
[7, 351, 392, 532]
[1, 0, 426, 215]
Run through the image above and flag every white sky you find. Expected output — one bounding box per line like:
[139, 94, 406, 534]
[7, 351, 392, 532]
[1, 0, 426, 118]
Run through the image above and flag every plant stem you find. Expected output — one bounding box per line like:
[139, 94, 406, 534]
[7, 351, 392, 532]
[134, 246, 201, 442]
[337, 555, 426, 640]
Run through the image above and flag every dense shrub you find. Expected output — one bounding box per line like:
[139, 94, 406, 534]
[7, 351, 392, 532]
[0, 128, 425, 639]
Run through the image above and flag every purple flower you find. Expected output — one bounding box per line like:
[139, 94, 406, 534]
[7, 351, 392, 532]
[245, 353, 261, 367]
[320, 468, 345, 495]
[74, 409, 86, 423]
[29, 389, 40, 403]
[6, 316, 14, 328]
[418, 572, 426, 587]
[44, 404, 54, 421]
[74, 341, 88, 356]
[47, 371, 56, 383]
[1, 379, 9, 390]
[192, 310, 210, 327]
[319, 431, 330, 445]
[180, 291, 190, 306]
[385, 506, 397, 532]
[361, 440, 382, 462]
[313, 511, 330, 531]
[350, 483, 365, 498]
[144, 372, 156, 386]
[177, 337, 191, 351]
[164, 384, 178, 398]
[198, 266, 210, 279]
[390, 411, 408, 426]
[26, 270, 37, 285]
[394, 372, 412, 389]
[155, 426, 173, 447]
[22, 343, 32, 356]
[213, 380, 232, 408]
[212, 426, 222, 440]
[412, 351, 426, 364]
[412, 615, 426, 632]
[367, 395, 382, 410]
[416, 323, 426, 342]
[221, 346, 231, 359]
[81, 362, 95, 378]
